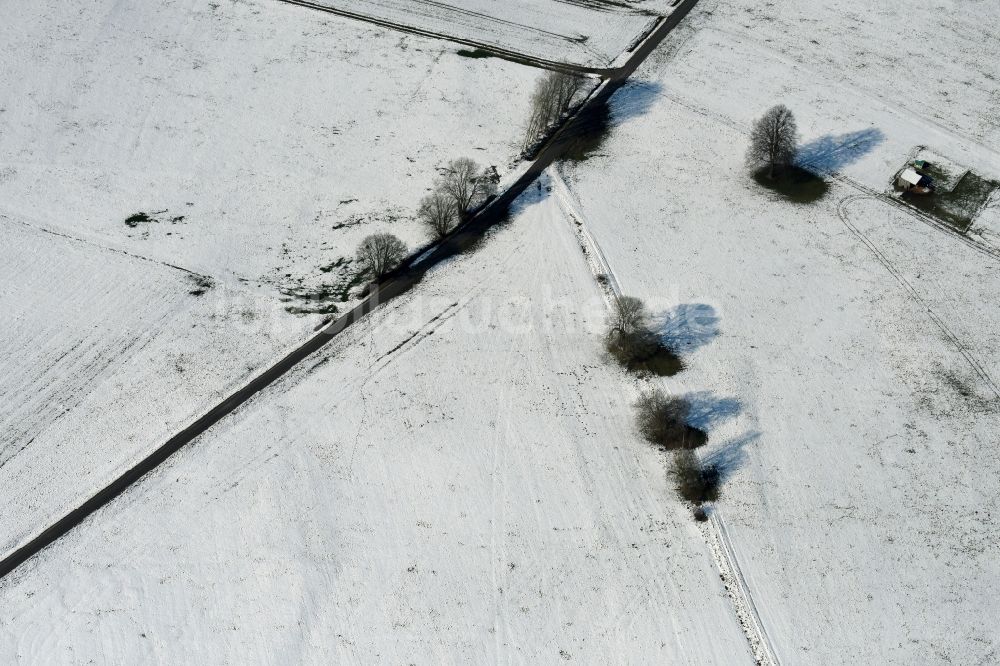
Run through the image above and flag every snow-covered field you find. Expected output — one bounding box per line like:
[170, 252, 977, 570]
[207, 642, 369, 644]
[0, 190, 753, 664]
[638, 0, 1000, 239]
[0, 215, 313, 557]
[0, 0, 542, 295]
[293, 0, 671, 68]
[0, 0, 543, 563]
[554, 0, 1000, 661]
[3, 0, 1000, 661]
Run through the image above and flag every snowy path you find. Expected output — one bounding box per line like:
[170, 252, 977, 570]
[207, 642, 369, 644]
[550, 166, 777, 665]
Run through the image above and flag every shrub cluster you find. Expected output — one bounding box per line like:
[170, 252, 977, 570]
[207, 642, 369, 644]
[605, 296, 682, 375]
[671, 449, 720, 505]
[606, 296, 655, 362]
[633, 388, 719, 511]
[634, 389, 705, 451]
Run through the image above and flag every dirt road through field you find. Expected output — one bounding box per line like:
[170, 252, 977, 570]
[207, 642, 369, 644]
[0, 0, 701, 581]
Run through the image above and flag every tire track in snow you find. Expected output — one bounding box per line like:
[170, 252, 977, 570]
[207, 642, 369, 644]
[836, 194, 1000, 400]
[826, 174, 1000, 263]
[644, 89, 1000, 261]
[0, 213, 214, 282]
[274, 0, 615, 75]
[549, 166, 777, 665]
[701, 513, 780, 666]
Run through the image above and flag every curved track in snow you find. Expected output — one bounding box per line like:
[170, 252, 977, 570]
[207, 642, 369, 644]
[836, 194, 1000, 400]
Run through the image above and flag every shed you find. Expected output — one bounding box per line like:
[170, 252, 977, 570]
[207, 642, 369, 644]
[897, 168, 934, 194]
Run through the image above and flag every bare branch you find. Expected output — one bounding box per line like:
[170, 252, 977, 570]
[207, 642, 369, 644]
[417, 191, 458, 240]
[356, 233, 407, 279]
[746, 104, 799, 178]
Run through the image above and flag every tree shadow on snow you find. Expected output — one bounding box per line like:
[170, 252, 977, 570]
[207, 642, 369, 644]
[684, 390, 742, 432]
[797, 127, 886, 175]
[612, 80, 664, 124]
[562, 81, 663, 162]
[654, 303, 720, 354]
[703, 430, 760, 484]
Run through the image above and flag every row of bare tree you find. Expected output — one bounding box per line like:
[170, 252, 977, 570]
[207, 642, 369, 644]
[354, 71, 591, 284]
[523, 71, 586, 152]
[417, 157, 498, 241]
[355, 157, 499, 281]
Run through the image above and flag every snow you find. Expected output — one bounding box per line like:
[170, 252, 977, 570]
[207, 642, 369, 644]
[899, 168, 922, 186]
[294, 0, 670, 68]
[553, 0, 1000, 661]
[0, 215, 313, 557]
[0, 0, 545, 557]
[0, 0, 543, 293]
[3, 0, 1000, 661]
[0, 189, 752, 664]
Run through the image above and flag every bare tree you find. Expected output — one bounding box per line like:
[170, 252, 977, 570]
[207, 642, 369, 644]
[634, 388, 700, 450]
[609, 295, 648, 338]
[671, 449, 719, 505]
[417, 191, 457, 240]
[523, 71, 585, 150]
[746, 104, 799, 179]
[552, 71, 584, 116]
[436, 157, 498, 218]
[356, 233, 407, 280]
[605, 295, 658, 365]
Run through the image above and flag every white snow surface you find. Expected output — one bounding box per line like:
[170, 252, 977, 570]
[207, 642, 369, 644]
[555, 0, 1000, 662]
[0, 190, 752, 664]
[295, 0, 670, 68]
[0, 0, 543, 557]
[0, 215, 313, 557]
[0, 0, 542, 290]
[3, 0, 1000, 662]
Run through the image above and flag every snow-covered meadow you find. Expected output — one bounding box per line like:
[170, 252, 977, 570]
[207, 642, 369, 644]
[0, 189, 753, 664]
[294, 0, 671, 68]
[2, 0, 999, 661]
[0, 0, 543, 561]
[0, 0, 543, 294]
[0, 215, 314, 557]
[555, 0, 1000, 661]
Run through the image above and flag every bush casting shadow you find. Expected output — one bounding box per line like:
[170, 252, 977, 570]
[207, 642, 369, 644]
[607, 330, 683, 377]
[606, 296, 683, 377]
[635, 390, 707, 451]
[672, 449, 720, 505]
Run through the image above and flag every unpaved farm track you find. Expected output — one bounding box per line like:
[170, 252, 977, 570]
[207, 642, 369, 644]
[0, 0, 701, 582]
[550, 167, 779, 665]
